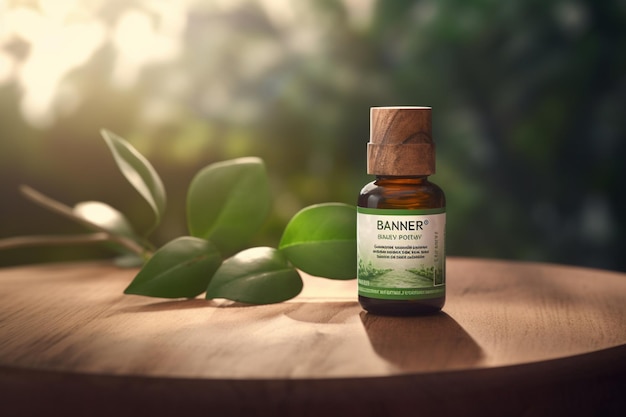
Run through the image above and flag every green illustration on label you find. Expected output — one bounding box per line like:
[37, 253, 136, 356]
[357, 208, 445, 300]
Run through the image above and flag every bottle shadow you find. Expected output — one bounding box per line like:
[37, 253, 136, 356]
[360, 311, 485, 373]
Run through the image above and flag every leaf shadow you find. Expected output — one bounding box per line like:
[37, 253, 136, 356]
[118, 297, 271, 313]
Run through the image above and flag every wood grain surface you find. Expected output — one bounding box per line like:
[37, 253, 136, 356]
[0, 257, 625, 416]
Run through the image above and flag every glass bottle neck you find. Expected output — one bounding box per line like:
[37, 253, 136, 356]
[374, 175, 430, 187]
[376, 175, 428, 179]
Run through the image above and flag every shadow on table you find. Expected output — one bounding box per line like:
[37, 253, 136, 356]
[118, 298, 267, 313]
[360, 311, 485, 373]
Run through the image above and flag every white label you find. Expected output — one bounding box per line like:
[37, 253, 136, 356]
[357, 208, 445, 300]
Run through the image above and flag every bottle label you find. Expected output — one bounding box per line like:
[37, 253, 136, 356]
[357, 207, 445, 300]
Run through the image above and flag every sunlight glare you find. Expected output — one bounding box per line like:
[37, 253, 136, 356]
[4, 2, 106, 128]
[111, 8, 183, 88]
[258, 0, 296, 29]
[18, 19, 106, 127]
[38, 0, 77, 22]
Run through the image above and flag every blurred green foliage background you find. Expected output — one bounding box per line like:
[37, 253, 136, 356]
[0, 0, 624, 272]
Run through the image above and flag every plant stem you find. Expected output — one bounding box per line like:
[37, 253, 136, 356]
[0, 232, 149, 258]
[0, 232, 111, 250]
[12, 185, 148, 257]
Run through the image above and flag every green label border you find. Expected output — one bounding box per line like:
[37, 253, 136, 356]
[358, 285, 445, 300]
[357, 207, 445, 216]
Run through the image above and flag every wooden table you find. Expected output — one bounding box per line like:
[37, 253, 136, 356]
[0, 257, 625, 416]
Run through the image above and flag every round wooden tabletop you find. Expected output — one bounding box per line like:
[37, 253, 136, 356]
[0, 257, 625, 416]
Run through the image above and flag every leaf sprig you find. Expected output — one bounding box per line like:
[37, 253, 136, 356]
[0, 130, 357, 304]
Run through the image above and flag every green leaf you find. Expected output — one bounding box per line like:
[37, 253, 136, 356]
[74, 200, 144, 258]
[187, 157, 271, 255]
[73, 201, 139, 242]
[279, 203, 356, 279]
[100, 129, 166, 233]
[124, 236, 221, 298]
[206, 247, 302, 304]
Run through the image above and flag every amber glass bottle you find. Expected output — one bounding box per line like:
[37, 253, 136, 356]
[357, 107, 446, 315]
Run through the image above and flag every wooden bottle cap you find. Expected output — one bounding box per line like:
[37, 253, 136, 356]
[367, 106, 435, 176]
